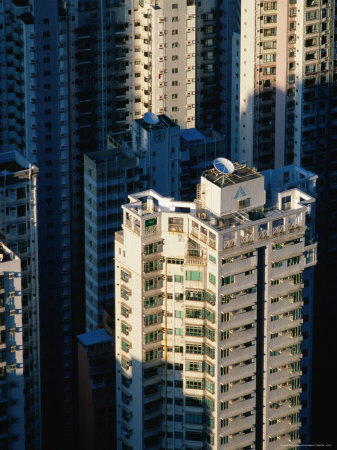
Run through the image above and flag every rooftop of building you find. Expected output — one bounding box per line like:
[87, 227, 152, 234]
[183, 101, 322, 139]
[0, 242, 17, 263]
[180, 128, 205, 142]
[203, 163, 262, 188]
[77, 328, 113, 349]
[0, 151, 38, 176]
[122, 162, 315, 239]
[135, 113, 177, 132]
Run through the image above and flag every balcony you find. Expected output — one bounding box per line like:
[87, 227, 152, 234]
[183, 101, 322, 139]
[227, 362, 256, 383]
[222, 328, 256, 349]
[221, 257, 257, 276]
[269, 435, 300, 450]
[269, 316, 302, 334]
[221, 414, 255, 436]
[225, 430, 255, 450]
[221, 292, 256, 314]
[222, 396, 255, 419]
[269, 368, 300, 386]
[221, 380, 256, 402]
[271, 240, 303, 260]
[269, 334, 302, 353]
[268, 402, 301, 421]
[222, 344, 256, 366]
[269, 352, 301, 369]
[221, 310, 256, 331]
[270, 298, 303, 316]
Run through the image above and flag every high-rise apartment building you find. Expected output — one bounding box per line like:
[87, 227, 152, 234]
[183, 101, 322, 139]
[84, 113, 224, 331]
[129, 0, 239, 134]
[115, 160, 316, 449]
[235, 0, 333, 170]
[234, 1, 336, 441]
[0, 151, 40, 448]
[0, 242, 25, 449]
[77, 328, 115, 450]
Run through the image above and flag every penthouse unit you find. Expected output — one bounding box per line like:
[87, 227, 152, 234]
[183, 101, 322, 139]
[0, 151, 40, 447]
[0, 243, 25, 449]
[115, 160, 316, 449]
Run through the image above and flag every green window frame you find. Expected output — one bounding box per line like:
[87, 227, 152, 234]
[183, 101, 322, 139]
[222, 275, 235, 285]
[209, 273, 216, 285]
[186, 270, 203, 281]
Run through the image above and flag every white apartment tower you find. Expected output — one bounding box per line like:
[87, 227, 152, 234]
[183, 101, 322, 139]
[0, 243, 25, 449]
[234, 0, 334, 171]
[130, 0, 239, 133]
[115, 160, 317, 449]
[0, 152, 40, 447]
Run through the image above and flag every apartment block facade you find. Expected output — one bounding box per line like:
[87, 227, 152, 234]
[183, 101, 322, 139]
[0, 152, 40, 448]
[234, 1, 336, 441]
[84, 114, 224, 331]
[0, 243, 25, 449]
[115, 161, 316, 449]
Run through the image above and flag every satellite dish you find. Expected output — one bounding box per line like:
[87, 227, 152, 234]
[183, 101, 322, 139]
[213, 157, 235, 174]
[143, 112, 160, 126]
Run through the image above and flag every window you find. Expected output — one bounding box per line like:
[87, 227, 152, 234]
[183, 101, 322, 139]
[175, 310, 184, 318]
[144, 314, 158, 326]
[144, 296, 160, 309]
[144, 348, 160, 362]
[174, 275, 183, 283]
[209, 273, 216, 285]
[186, 379, 203, 390]
[263, 40, 277, 49]
[264, 15, 277, 23]
[121, 339, 130, 353]
[222, 275, 235, 285]
[186, 271, 203, 281]
[263, 54, 276, 62]
[144, 278, 161, 291]
[288, 256, 300, 266]
[186, 308, 204, 319]
[144, 331, 159, 344]
[144, 241, 163, 255]
[209, 255, 216, 264]
[186, 361, 202, 372]
[264, 28, 277, 36]
[186, 344, 203, 354]
[121, 269, 130, 282]
[263, 2, 277, 9]
[175, 328, 184, 336]
[306, 11, 317, 20]
[121, 323, 130, 335]
[172, 29, 178, 35]
[185, 413, 202, 424]
[186, 326, 203, 337]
